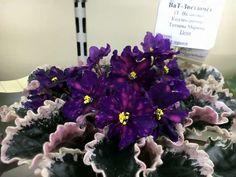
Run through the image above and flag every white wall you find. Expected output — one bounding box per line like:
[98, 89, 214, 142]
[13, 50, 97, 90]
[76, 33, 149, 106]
[0, 0, 77, 80]
[0, 0, 235, 80]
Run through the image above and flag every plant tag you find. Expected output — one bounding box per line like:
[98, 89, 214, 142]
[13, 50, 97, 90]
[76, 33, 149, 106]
[155, 0, 224, 50]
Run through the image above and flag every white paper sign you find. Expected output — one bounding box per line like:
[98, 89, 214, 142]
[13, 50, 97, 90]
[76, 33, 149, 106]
[155, 0, 224, 50]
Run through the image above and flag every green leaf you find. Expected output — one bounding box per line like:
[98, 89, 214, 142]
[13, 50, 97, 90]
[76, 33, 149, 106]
[146, 151, 205, 177]
[186, 118, 234, 134]
[193, 67, 222, 83]
[205, 138, 236, 177]
[47, 151, 96, 177]
[226, 76, 236, 97]
[4, 112, 66, 160]
[91, 138, 141, 177]
[14, 107, 28, 118]
[180, 95, 211, 112]
[217, 91, 236, 111]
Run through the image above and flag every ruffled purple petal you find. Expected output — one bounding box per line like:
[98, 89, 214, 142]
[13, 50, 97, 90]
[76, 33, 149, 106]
[159, 119, 179, 142]
[164, 109, 187, 123]
[149, 80, 190, 108]
[67, 70, 99, 97]
[110, 50, 130, 76]
[166, 58, 181, 78]
[130, 115, 156, 137]
[118, 125, 138, 149]
[23, 95, 52, 112]
[135, 58, 152, 74]
[97, 96, 122, 116]
[87, 44, 111, 68]
[62, 99, 88, 121]
[96, 112, 115, 129]
[141, 32, 157, 52]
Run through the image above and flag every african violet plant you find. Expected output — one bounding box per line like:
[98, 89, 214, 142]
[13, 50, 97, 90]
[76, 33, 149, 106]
[0, 32, 236, 177]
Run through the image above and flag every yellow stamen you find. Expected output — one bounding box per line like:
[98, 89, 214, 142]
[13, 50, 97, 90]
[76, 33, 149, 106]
[150, 47, 154, 52]
[155, 108, 164, 120]
[163, 65, 169, 74]
[129, 71, 137, 80]
[84, 95, 93, 104]
[51, 77, 58, 82]
[119, 112, 130, 125]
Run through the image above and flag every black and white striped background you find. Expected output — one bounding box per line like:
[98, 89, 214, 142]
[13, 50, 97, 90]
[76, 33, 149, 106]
[74, 0, 87, 61]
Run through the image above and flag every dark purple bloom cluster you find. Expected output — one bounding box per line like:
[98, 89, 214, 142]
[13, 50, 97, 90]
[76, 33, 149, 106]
[23, 66, 84, 112]
[24, 32, 190, 149]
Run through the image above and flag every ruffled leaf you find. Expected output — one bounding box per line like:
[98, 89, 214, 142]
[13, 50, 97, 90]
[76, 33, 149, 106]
[136, 136, 163, 175]
[205, 138, 236, 177]
[183, 64, 224, 85]
[43, 120, 98, 155]
[217, 91, 236, 111]
[145, 141, 213, 177]
[1, 99, 66, 166]
[182, 79, 234, 139]
[146, 151, 205, 177]
[0, 96, 28, 122]
[84, 133, 145, 177]
[38, 148, 96, 177]
[192, 66, 223, 83]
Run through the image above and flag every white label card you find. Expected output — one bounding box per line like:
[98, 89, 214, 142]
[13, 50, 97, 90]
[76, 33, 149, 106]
[155, 0, 224, 50]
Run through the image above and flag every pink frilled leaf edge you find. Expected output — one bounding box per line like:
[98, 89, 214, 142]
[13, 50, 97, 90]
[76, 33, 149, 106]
[164, 138, 214, 177]
[0, 98, 65, 168]
[84, 133, 147, 177]
[186, 74, 224, 94]
[29, 122, 87, 169]
[185, 80, 234, 138]
[186, 103, 234, 138]
[34, 147, 85, 177]
[0, 105, 18, 122]
[0, 96, 28, 122]
[43, 122, 86, 156]
[23, 80, 40, 93]
[187, 82, 233, 125]
[136, 136, 163, 177]
[184, 64, 224, 89]
[189, 103, 232, 125]
[187, 84, 218, 103]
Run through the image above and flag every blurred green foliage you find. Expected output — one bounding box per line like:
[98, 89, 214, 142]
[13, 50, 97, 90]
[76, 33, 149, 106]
[226, 75, 236, 98]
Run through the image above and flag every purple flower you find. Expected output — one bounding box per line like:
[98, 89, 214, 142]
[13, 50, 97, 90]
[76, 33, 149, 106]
[148, 80, 189, 141]
[87, 44, 111, 68]
[134, 32, 178, 63]
[62, 70, 105, 121]
[23, 94, 52, 112]
[165, 58, 181, 78]
[64, 66, 88, 79]
[25, 66, 69, 112]
[142, 32, 171, 53]
[156, 58, 182, 80]
[109, 46, 152, 90]
[154, 110, 187, 141]
[149, 80, 190, 109]
[33, 66, 65, 91]
[96, 84, 156, 149]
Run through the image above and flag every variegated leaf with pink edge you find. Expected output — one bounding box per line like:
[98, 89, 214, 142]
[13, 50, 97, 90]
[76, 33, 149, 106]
[1, 99, 66, 168]
[146, 140, 214, 177]
[84, 133, 146, 177]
